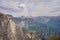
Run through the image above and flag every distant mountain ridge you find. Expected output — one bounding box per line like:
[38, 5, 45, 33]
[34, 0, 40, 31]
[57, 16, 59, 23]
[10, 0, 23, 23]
[6, 14, 60, 29]
[6, 14, 60, 25]
[5, 14, 60, 40]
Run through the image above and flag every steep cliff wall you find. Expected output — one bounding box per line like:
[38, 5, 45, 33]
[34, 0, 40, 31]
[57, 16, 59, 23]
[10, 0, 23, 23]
[0, 13, 24, 40]
[0, 13, 37, 40]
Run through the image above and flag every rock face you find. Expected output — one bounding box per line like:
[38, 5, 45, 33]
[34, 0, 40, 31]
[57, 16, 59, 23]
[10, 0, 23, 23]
[0, 13, 9, 40]
[0, 13, 38, 40]
[0, 13, 24, 40]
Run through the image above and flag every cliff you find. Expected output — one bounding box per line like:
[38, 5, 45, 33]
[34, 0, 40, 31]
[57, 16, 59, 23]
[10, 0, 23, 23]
[0, 13, 40, 40]
[0, 13, 24, 40]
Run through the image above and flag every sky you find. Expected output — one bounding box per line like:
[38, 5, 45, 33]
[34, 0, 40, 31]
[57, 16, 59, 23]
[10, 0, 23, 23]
[0, 0, 60, 17]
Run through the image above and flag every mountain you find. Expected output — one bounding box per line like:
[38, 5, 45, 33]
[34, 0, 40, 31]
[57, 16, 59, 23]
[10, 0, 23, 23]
[34, 16, 57, 24]
[6, 14, 60, 31]
[5, 14, 22, 24]
[0, 13, 18, 40]
[17, 17, 57, 40]
[5, 14, 13, 18]
[47, 16, 60, 35]
[6, 14, 60, 29]
[0, 13, 25, 40]
[47, 16, 60, 27]
[5, 14, 60, 39]
[34, 16, 60, 29]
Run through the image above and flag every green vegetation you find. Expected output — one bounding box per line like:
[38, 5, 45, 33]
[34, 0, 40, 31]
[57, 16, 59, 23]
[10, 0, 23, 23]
[48, 36, 60, 40]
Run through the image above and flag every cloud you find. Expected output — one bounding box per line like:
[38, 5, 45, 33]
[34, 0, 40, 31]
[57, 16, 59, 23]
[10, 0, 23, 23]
[0, 0, 60, 17]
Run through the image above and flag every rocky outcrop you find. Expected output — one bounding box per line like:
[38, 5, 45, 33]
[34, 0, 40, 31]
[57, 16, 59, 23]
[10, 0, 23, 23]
[0, 13, 39, 40]
[0, 13, 24, 40]
[0, 13, 9, 40]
